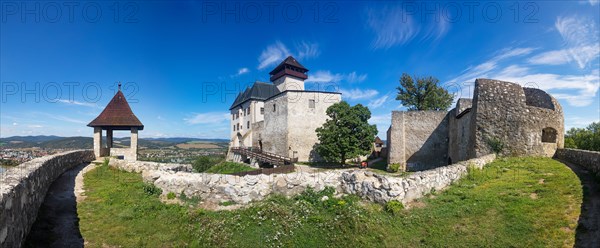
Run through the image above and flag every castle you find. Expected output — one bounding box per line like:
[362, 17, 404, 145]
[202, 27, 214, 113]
[228, 56, 341, 163]
[386, 79, 564, 171]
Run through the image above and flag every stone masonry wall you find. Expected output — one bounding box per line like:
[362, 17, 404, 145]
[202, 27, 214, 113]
[555, 148, 600, 177]
[111, 154, 495, 208]
[470, 79, 564, 158]
[0, 150, 95, 248]
[387, 111, 450, 171]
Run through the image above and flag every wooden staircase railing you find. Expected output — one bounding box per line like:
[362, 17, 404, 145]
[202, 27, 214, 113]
[230, 147, 298, 166]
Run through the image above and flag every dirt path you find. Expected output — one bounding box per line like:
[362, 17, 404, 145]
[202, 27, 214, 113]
[24, 162, 94, 248]
[560, 159, 600, 248]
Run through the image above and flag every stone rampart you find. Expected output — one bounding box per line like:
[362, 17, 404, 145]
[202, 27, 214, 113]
[555, 148, 600, 177]
[0, 150, 95, 247]
[111, 154, 495, 208]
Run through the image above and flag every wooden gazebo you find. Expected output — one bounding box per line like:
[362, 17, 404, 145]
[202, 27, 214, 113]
[87, 84, 143, 161]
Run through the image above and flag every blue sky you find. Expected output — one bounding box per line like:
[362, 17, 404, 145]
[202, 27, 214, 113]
[1, 1, 599, 139]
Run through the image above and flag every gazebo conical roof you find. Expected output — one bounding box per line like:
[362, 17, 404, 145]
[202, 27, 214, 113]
[87, 89, 144, 130]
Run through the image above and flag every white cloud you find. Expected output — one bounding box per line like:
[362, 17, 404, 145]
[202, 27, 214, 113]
[27, 124, 43, 128]
[533, 16, 600, 69]
[296, 42, 320, 60]
[367, 6, 419, 49]
[368, 95, 389, 109]
[449, 47, 535, 84]
[184, 112, 230, 125]
[367, 5, 451, 49]
[57, 99, 98, 108]
[12, 122, 17, 126]
[258, 41, 291, 70]
[589, 0, 599, 6]
[305, 70, 368, 84]
[346, 72, 368, 83]
[339, 88, 379, 100]
[48, 115, 87, 124]
[237, 67, 250, 76]
[257, 41, 321, 70]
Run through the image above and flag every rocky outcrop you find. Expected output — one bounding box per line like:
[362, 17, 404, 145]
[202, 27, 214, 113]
[555, 148, 600, 177]
[0, 150, 95, 248]
[111, 154, 496, 208]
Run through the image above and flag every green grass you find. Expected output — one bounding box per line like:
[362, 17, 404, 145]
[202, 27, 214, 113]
[204, 161, 256, 174]
[79, 157, 582, 247]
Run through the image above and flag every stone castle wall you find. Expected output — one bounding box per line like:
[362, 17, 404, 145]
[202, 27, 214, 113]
[0, 150, 95, 247]
[387, 111, 450, 171]
[470, 79, 564, 158]
[448, 108, 473, 163]
[555, 148, 600, 177]
[112, 153, 496, 209]
[285, 91, 341, 161]
[261, 91, 341, 162]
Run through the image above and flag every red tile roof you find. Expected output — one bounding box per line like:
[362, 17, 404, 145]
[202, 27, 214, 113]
[87, 90, 144, 130]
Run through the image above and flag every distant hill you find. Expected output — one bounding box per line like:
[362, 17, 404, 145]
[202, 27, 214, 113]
[0, 136, 228, 149]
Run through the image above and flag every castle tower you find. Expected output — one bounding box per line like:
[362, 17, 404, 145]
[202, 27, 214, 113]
[269, 56, 308, 92]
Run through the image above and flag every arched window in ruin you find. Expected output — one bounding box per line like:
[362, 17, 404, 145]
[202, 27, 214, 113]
[542, 127, 557, 143]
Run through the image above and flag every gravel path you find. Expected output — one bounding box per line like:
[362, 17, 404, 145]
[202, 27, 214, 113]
[24, 162, 95, 248]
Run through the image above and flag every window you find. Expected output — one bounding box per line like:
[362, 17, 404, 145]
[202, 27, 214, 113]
[237, 123, 240, 130]
[309, 99, 315, 108]
[260, 107, 264, 115]
[247, 121, 250, 128]
[273, 104, 276, 112]
[232, 114, 234, 120]
[247, 107, 250, 115]
[233, 125, 235, 131]
[542, 127, 557, 143]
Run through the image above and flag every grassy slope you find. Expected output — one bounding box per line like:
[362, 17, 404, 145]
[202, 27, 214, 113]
[204, 161, 256, 174]
[79, 157, 582, 247]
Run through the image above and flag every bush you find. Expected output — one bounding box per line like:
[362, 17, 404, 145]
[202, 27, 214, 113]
[388, 163, 401, 173]
[486, 136, 504, 154]
[167, 192, 176, 200]
[192, 156, 213, 172]
[385, 200, 404, 215]
[143, 183, 162, 196]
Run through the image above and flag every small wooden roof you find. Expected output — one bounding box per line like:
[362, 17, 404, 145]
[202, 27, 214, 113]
[374, 136, 384, 144]
[269, 56, 309, 81]
[87, 88, 144, 130]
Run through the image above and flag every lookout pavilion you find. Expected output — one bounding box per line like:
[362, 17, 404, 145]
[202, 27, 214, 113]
[87, 84, 144, 161]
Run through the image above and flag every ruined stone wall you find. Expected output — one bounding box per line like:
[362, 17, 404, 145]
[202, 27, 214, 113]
[262, 94, 289, 157]
[112, 154, 495, 208]
[286, 91, 341, 161]
[555, 148, 600, 177]
[470, 79, 564, 158]
[448, 108, 473, 163]
[251, 121, 264, 148]
[388, 111, 449, 171]
[0, 150, 95, 248]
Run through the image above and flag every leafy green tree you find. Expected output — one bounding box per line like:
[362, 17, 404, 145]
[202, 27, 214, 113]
[192, 156, 213, 172]
[315, 101, 378, 165]
[396, 73, 453, 111]
[564, 122, 600, 151]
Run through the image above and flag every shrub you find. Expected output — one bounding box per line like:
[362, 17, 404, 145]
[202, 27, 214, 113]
[486, 136, 504, 154]
[143, 183, 162, 196]
[167, 192, 176, 200]
[385, 200, 404, 215]
[192, 156, 213, 172]
[388, 163, 401, 173]
[102, 157, 110, 167]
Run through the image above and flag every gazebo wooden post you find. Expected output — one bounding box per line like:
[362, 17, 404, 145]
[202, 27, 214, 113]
[106, 128, 113, 148]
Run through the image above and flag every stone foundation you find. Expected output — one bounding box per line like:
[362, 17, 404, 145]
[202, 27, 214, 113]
[0, 150, 95, 247]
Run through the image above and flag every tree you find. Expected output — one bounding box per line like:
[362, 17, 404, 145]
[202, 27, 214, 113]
[396, 73, 453, 111]
[315, 101, 378, 165]
[564, 122, 600, 151]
